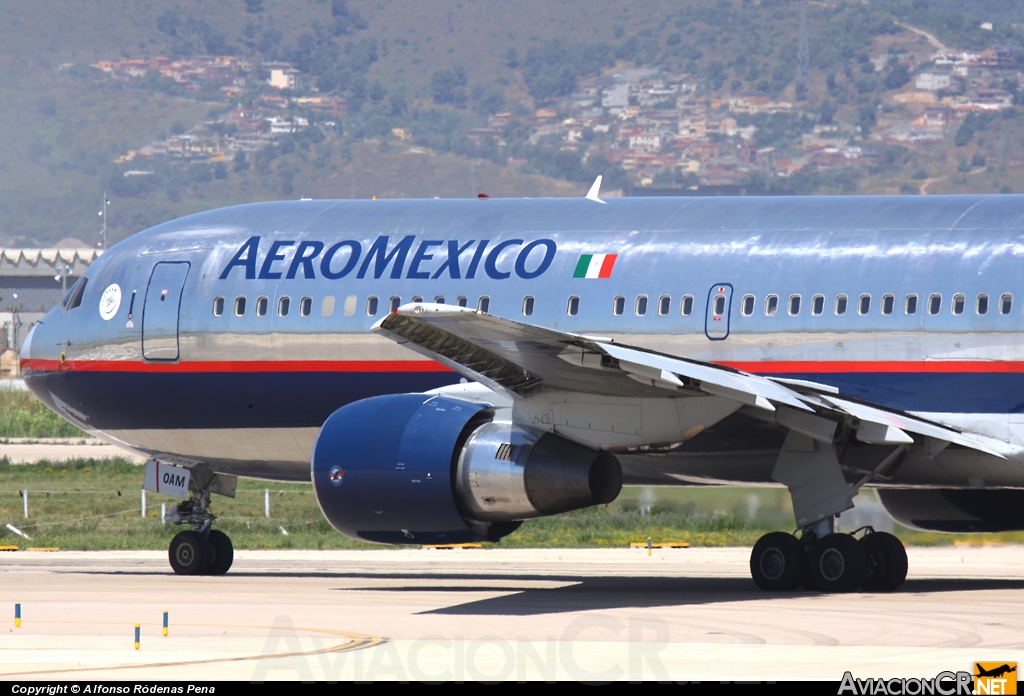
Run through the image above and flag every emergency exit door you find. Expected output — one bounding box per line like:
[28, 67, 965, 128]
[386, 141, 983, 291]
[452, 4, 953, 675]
[142, 262, 190, 361]
[705, 283, 733, 340]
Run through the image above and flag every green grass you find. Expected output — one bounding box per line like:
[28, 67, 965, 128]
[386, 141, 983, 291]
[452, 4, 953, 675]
[0, 389, 85, 438]
[2, 457, 1022, 550]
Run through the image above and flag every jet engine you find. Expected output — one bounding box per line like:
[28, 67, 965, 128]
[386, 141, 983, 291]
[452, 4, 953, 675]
[877, 489, 1024, 532]
[311, 394, 622, 544]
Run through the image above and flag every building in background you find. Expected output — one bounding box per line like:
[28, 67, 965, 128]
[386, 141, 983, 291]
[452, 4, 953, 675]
[0, 241, 102, 375]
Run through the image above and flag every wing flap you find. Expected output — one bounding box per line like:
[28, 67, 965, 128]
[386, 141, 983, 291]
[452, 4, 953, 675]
[374, 303, 1011, 459]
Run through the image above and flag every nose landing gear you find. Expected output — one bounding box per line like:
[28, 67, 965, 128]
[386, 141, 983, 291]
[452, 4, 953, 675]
[164, 470, 234, 576]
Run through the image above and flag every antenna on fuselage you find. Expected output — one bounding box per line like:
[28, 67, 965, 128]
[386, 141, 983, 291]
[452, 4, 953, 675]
[585, 175, 606, 205]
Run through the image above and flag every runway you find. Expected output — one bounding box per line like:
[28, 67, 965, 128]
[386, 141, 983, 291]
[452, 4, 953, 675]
[1, 546, 1022, 681]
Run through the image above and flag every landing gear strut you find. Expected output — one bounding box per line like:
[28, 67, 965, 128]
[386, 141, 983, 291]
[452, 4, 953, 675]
[749, 522, 907, 593]
[164, 470, 234, 576]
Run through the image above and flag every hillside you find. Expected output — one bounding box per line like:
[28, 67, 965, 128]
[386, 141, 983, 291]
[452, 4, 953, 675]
[2, 1, 1024, 247]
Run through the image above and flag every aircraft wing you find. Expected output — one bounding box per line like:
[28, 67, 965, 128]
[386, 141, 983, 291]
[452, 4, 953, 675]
[373, 304, 1010, 459]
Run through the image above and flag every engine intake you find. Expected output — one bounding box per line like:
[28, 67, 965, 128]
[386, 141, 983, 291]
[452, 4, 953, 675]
[311, 394, 621, 545]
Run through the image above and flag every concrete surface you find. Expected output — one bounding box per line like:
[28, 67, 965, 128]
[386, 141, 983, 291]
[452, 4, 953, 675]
[1, 546, 1022, 681]
[0, 438, 145, 464]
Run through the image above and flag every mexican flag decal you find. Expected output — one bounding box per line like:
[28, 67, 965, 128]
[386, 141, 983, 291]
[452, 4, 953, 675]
[573, 253, 618, 279]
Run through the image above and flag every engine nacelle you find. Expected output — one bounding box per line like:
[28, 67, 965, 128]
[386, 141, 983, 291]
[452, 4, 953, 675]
[877, 489, 1024, 532]
[311, 394, 621, 545]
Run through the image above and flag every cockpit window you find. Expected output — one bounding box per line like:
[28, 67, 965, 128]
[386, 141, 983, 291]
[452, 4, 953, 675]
[63, 277, 88, 311]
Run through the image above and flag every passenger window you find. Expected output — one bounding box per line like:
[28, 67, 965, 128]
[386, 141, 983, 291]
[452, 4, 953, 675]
[713, 294, 726, 316]
[522, 296, 535, 316]
[1001, 293, 1013, 315]
[388, 296, 401, 313]
[680, 295, 694, 316]
[613, 296, 625, 316]
[741, 294, 754, 316]
[976, 293, 989, 315]
[300, 297, 313, 316]
[881, 294, 894, 316]
[765, 295, 779, 316]
[834, 294, 848, 316]
[255, 296, 268, 317]
[213, 296, 225, 317]
[343, 295, 357, 317]
[477, 296, 490, 313]
[321, 295, 335, 317]
[456, 296, 468, 307]
[928, 294, 941, 315]
[635, 295, 648, 316]
[811, 295, 824, 316]
[278, 296, 290, 317]
[366, 296, 379, 316]
[952, 293, 965, 315]
[433, 296, 445, 304]
[904, 294, 917, 315]
[567, 296, 580, 316]
[858, 294, 871, 315]
[788, 295, 801, 316]
[659, 295, 671, 315]
[234, 296, 246, 317]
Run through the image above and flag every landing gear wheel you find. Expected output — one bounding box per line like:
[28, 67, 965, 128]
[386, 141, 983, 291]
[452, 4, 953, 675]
[205, 530, 234, 576]
[861, 532, 908, 592]
[750, 532, 807, 591]
[808, 534, 866, 593]
[169, 531, 207, 576]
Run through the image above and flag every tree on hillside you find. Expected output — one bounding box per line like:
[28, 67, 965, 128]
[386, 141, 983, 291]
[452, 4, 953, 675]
[332, 0, 368, 35]
[431, 66, 468, 107]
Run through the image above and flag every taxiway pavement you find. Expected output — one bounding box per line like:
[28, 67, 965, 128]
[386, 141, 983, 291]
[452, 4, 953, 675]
[0, 546, 1022, 681]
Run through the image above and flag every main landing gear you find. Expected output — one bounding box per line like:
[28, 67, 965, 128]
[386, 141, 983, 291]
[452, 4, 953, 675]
[750, 520, 908, 593]
[164, 471, 234, 576]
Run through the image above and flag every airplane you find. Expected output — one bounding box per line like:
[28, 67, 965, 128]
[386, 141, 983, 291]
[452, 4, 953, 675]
[975, 664, 1017, 679]
[19, 183, 1024, 592]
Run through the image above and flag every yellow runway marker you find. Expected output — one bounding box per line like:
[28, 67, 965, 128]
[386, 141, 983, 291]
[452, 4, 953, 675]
[14, 603, 20, 629]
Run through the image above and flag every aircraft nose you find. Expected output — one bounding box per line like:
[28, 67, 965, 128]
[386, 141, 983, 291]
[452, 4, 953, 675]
[19, 324, 35, 363]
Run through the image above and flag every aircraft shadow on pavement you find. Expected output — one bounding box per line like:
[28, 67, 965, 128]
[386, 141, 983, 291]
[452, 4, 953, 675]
[77, 570, 1024, 616]
[331, 576, 1024, 616]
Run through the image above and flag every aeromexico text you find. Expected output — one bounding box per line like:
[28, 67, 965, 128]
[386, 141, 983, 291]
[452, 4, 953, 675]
[219, 235, 558, 282]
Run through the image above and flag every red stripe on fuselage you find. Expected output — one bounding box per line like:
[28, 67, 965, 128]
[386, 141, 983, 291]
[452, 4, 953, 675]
[19, 357, 1024, 375]
[19, 358, 455, 374]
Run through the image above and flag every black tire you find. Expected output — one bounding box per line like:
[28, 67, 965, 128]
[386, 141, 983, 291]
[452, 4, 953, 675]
[861, 532, 908, 592]
[807, 534, 866, 593]
[750, 532, 806, 591]
[169, 531, 207, 576]
[206, 530, 234, 576]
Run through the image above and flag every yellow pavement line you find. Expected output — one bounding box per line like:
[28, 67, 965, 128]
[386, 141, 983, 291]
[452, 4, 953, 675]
[1, 622, 385, 677]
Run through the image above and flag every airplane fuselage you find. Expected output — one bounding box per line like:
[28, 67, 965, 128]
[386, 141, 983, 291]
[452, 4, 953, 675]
[21, 195, 1024, 489]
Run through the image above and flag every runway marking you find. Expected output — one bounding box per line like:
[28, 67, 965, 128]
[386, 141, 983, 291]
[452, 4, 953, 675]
[1, 622, 386, 677]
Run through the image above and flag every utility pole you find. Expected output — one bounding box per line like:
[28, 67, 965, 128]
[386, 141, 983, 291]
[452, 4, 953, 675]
[99, 192, 110, 250]
[796, 0, 810, 97]
[55, 262, 70, 296]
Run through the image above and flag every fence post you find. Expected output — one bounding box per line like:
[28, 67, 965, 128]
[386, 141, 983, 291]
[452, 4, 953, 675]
[141, 489, 146, 518]
[265, 489, 270, 518]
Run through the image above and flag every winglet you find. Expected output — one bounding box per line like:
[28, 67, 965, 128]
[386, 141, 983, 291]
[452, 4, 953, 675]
[585, 175, 606, 204]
